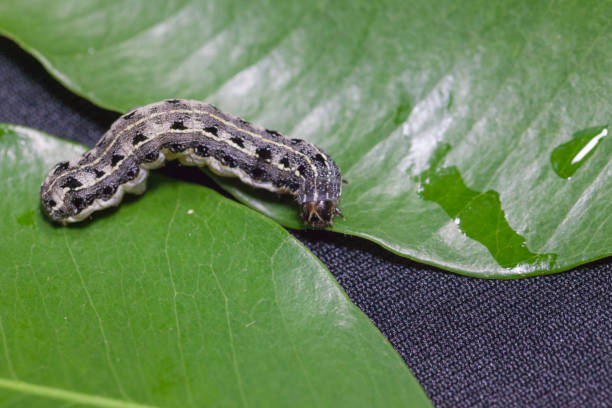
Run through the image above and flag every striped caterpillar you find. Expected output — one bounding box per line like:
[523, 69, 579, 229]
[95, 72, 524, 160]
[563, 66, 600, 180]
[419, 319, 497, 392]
[40, 100, 343, 228]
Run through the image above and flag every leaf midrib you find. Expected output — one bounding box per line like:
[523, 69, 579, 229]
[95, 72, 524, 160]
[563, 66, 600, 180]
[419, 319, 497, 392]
[0, 378, 156, 408]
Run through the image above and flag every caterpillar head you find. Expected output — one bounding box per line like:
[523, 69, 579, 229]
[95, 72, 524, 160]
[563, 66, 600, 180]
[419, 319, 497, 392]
[300, 200, 343, 228]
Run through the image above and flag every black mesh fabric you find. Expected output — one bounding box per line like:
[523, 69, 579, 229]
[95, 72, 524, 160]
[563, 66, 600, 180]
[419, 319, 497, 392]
[1, 37, 610, 408]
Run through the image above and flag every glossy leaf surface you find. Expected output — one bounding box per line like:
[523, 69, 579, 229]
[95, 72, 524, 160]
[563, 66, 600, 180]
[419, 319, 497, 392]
[0, 124, 430, 407]
[0, 0, 610, 276]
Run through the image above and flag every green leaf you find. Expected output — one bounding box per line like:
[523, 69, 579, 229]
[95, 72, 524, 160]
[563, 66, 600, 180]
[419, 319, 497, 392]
[0, 124, 431, 407]
[0, 0, 610, 277]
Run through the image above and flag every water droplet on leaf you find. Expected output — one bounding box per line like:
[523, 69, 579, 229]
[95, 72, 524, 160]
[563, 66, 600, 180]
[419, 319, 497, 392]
[550, 125, 608, 179]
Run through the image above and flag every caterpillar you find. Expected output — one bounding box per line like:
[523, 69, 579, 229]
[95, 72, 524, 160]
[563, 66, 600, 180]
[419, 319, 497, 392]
[40, 99, 343, 228]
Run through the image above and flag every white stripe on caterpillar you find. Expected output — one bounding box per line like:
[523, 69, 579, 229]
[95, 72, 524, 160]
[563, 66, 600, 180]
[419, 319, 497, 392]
[40, 100, 343, 227]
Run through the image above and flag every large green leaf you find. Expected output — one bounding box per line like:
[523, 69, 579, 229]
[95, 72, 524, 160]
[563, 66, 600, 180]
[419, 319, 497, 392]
[0, 124, 430, 407]
[0, 0, 610, 277]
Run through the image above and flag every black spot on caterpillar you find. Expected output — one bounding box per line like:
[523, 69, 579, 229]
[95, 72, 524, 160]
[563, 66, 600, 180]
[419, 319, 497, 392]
[171, 120, 187, 130]
[110, 154, 124, 167]
[53, 161, 70, 175]
[279, 157, 291, 168]
[60, 176, 82, 190]
[230, 136, 245, 148]
[40, 99, 343, 227]
[204, 126, 218, 136]
[92, 169, 105, 178]
[255, 146, 272, 162]
[132, 132, 147, 145]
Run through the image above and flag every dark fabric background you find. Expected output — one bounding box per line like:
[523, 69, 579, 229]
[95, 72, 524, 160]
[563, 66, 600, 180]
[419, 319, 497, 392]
[1, 37, 610, 408]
